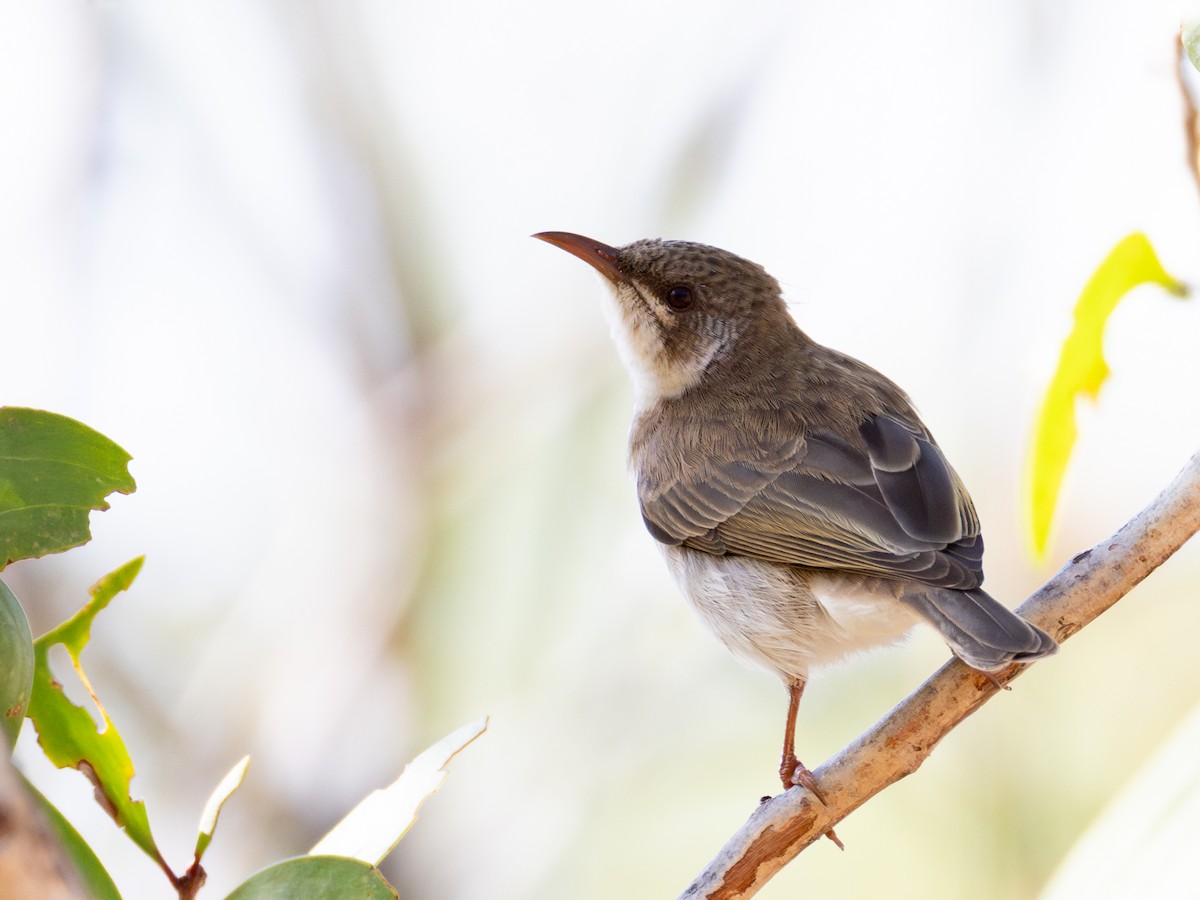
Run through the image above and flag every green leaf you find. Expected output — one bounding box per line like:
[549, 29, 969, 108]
[0, 407, 136, 570]
[19, 771, 123, 900]
[1, 578, 34, 753]
[195, 755, 250, 861]
[226, 856, 397, 900]
[1026, 233, 1188, 558]
[26, 557, 166, 866]
[1184, 17, 1200, 74]
[310, 717, 488, 866]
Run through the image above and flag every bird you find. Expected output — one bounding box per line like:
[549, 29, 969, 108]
[534, 231, 1057, 807]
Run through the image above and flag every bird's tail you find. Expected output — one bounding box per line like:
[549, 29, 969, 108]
[900, 586, 1057, 672]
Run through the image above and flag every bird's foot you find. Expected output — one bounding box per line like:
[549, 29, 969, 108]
[780, 755, 844, 850]
[785, 760, 824, 798]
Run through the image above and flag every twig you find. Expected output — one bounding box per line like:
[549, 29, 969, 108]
[681, 449, 1200, 899]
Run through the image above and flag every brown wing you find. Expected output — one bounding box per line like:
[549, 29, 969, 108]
[638, 414, 984, 590]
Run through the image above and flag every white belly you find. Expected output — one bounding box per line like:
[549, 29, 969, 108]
[661, 545, 920, 681]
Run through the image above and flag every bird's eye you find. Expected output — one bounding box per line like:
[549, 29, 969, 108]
[666, 285, 694, 311]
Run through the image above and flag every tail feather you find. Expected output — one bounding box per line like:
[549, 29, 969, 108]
[901, 586, 1057, 672]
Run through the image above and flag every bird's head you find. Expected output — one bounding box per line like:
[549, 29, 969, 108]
[535, 232, 790, 406]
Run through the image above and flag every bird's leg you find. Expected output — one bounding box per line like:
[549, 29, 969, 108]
[779, 677, 817, 792]
[780, 677, 843, 849]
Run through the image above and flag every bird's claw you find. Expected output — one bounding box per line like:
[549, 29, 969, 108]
[781, 758, 844, 850]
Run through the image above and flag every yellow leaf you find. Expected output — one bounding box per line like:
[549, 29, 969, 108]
[1026, 233, 1187, 559]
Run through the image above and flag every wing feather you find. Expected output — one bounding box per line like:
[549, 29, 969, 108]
[637, 412, 984, 590]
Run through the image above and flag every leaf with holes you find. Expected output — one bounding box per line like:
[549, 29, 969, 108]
[26, 557, 166, 867]
[0, 408, 135, 570]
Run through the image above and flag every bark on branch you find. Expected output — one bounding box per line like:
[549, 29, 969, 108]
[681, 448, 1200, 899]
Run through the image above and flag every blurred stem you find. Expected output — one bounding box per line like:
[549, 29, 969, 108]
[0, 754, 90, 899]
[682, 447, 1200, 900]
[1177, 33, 1200, 205]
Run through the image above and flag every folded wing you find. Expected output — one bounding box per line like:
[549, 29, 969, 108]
[638, 414, 984, 590]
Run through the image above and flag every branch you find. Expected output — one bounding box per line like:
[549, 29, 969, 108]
[681, 448, 1200, 899]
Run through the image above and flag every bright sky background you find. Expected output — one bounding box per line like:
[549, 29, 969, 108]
[4, 2, 1200, 898]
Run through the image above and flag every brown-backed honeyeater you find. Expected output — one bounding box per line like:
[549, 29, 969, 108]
[535, 232, 1056, 794]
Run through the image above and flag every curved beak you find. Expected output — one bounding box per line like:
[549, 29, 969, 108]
[533, 232, 627, 284]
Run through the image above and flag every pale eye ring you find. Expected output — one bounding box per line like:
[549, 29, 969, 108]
[666, 285, 694, 311]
